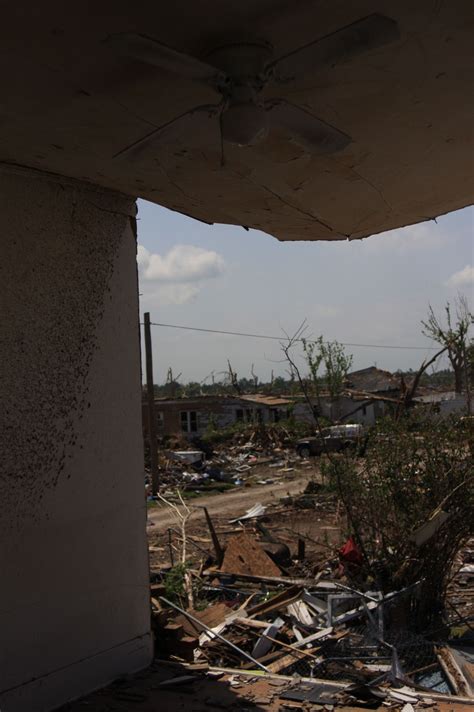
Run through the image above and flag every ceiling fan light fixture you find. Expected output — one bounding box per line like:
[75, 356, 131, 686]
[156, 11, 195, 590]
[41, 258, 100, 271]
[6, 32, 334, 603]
[220, 102, 267, 146]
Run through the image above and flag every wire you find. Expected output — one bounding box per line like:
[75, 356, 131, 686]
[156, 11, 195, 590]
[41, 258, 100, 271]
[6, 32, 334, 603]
[144, 321, 438, 351]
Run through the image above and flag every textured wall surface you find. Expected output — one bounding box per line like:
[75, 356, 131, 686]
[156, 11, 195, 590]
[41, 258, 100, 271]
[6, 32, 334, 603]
[0, 168, 152, 711]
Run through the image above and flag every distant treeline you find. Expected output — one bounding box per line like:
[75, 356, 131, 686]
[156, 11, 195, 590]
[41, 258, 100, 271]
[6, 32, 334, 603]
[394, 367, 455, 390]
[147, 368, 456, 399]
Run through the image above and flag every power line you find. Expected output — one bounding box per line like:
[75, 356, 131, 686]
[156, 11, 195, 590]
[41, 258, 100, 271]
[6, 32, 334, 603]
[146, 321, 438, 351]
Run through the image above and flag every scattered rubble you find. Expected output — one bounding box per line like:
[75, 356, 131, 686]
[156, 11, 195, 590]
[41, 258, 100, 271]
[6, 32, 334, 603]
[142, 417, 474, 710]
[149, 490, 474, 709]
[60, 505, 473, 711]
[146, 425, 310, 498]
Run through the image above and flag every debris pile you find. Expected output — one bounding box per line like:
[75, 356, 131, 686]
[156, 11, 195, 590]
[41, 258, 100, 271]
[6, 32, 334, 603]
[147, 416, 474, 708]
[151, 497, 474, 709]
[147, 426, 306, 496]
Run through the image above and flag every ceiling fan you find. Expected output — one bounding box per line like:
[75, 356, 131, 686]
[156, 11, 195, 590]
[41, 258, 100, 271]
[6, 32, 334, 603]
[107, 14, 399, 160]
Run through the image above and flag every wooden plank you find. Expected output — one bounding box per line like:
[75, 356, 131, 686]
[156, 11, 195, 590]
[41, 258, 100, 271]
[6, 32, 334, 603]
[240, 649, 284, 669]
[267, 653, 300, 674]
[437, 646, 470, 697]
[233, 617, 269, 629]
[175, 602, 230, 637]
[203, 506, 224, 566]
[211, 571, 318, 586]
[293, 627, 334, 649]
[449, 645, 474, 697]
[287, 601, 315, 626]
[260, 634, 320, 660]
[246, 585, 302, 617]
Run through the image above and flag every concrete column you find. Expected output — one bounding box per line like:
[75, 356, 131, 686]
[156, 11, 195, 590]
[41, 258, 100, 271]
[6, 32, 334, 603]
[0, 168, 152, 711]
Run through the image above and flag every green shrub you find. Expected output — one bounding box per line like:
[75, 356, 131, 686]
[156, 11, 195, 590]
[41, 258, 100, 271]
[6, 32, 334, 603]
[324, 413, 473, 629]
[163, 563, 189, 605]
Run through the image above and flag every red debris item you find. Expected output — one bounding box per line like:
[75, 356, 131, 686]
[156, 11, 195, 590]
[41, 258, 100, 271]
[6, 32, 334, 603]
[338, 536, 363, 566]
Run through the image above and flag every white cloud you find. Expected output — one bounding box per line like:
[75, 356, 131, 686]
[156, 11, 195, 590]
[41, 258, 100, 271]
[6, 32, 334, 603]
[137, 244, 225, 305]
[138, 244, 225, 283]
[158, 284, 201, 305]
[445, 264, 474, 288]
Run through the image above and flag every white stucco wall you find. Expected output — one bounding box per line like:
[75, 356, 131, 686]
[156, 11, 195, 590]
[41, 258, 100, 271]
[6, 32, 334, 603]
[0, 168, 152, 711]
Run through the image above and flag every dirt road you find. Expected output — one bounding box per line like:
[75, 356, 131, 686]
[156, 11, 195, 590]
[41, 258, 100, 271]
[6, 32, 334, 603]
[147, 474, 311, 532]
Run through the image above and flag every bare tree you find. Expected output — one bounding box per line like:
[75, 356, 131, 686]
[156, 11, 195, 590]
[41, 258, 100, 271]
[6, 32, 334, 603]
[157, 490, 194, 608]
[166, 367, 182, 398]
[250, 363, 258, 393]
[226, 359, 241, 395]
[398, 344, 448, 415]
[422, 296, 473, 394]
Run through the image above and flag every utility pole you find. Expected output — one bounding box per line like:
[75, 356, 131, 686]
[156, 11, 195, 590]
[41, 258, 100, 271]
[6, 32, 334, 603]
[463, 343, 472, 416]
[144, 312, 159, 494]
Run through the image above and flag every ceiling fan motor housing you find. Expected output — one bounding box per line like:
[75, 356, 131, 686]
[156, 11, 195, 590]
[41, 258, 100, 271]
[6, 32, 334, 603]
[204, 41, 272, 82]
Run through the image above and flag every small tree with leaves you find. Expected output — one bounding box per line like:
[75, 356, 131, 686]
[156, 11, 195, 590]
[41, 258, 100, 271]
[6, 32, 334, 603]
[323, 413, 474, 631]
[422, 296, 473, 394]
[303, 336, 353, 400]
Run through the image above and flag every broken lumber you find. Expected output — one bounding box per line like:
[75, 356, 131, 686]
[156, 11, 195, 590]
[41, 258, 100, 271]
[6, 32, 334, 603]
[267, 652, 303, 674]
[436, 646, 471, 697]
[210, 571, 337, 588]
[292, 627, 334, 649]
[232, 617, 268, 629]
[202, 506, 224, 566]
[160, 596, 269, 672]
[256, 634, 321, 661]
[246, 585, 302, 617]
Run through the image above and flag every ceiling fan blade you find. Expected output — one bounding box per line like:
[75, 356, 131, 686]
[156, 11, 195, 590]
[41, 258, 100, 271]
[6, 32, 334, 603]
[269, 14, 400, 83]
[113, 103, 222, 159]
[105, 33, 228, 88]
[266, 99, 351, 155]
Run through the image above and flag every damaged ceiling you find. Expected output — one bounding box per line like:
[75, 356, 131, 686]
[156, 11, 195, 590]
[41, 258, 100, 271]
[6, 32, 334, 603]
[1, 0, 473, 241]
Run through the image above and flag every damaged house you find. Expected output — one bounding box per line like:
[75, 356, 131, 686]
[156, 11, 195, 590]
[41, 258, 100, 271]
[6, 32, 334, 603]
[143, 394, 292, 439]
[294, 366, 402, 426]
[414, 390, 470, 417]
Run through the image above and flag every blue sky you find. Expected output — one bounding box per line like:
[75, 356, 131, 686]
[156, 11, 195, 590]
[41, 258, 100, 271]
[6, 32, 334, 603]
[137, 201, 473, 384]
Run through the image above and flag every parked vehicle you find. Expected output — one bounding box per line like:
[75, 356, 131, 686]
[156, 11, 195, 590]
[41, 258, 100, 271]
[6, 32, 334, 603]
[296, 424, 363, 458]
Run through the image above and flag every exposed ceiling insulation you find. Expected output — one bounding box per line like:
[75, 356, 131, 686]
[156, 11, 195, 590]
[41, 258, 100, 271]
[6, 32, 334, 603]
[0, 0, 472, 240]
